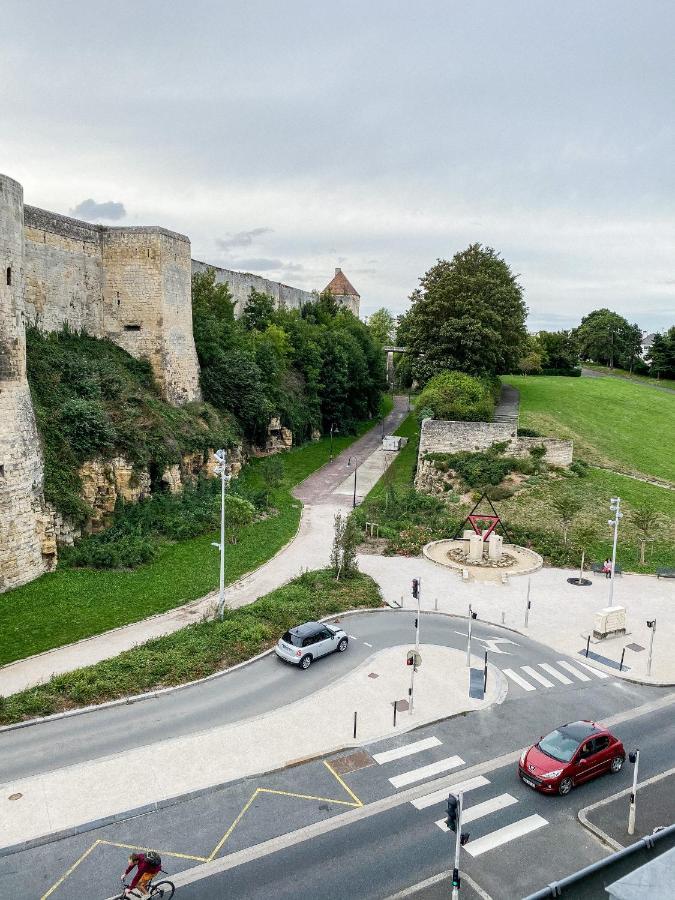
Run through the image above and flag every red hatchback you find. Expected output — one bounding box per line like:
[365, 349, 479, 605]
[518, 720, 625, 796]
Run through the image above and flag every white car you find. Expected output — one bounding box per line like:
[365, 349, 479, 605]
[275, 621, 349, 670]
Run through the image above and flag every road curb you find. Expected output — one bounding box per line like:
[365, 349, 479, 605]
[577, 765, 675, 852]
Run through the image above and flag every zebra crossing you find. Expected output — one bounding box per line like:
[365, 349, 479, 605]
[371, 733, 550, 859]
[502, 659, 609, 693]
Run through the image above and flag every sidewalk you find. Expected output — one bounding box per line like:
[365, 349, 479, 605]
[357, 554, 675, 684]
[0, 644, 500, 851]
[0, 399, 408, 697]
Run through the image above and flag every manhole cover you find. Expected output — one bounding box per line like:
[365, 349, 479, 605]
[368, 672, 379, 679]
[330, 750, 375, 775]
[626, 643, 645, 652]
[8, 793, 22, 801]
[392, 699, 409, 711]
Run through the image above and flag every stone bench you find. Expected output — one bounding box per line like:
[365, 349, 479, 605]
[656, 568, 675, 579]
[591, 562, 622, 576]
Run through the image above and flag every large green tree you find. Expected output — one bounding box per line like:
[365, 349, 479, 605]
[536, 330, 578, 371]
[647, 327, 675, 379]
[573, 309, 642, 370]
[367, 307, 397, 345]
[404, 244, 528, 385]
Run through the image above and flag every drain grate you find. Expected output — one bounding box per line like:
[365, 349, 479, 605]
[626, 643, 645, 652]
[330, 749, 375, 775]
[368, 672, 379, 679]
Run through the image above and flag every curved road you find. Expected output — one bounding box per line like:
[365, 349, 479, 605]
[0, 609, 663, 783]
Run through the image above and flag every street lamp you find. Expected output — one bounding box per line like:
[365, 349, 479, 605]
[646, 619, 656, 676]
[211, 449, 231, 619]
[628, 748, 639, 835]
[607, 497, 623, 606]
[329, 422, 338, 461]
[347, 455, 358, 508]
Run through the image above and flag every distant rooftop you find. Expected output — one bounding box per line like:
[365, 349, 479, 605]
[325, 267, 359, 297]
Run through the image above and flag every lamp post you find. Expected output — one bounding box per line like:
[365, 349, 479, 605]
[329, 422, 337, 461]
[211, 449, 231, 620]
[347, 456, 358, 508]
[646, 619, 656, 676]
[608, 497, 622, 606]
[628, 749, 639, 835]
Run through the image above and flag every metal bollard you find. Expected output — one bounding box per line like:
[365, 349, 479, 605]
[586, 635, 591, 658]
[483, 651, 488, 693]
[393, 702, 397, 728]
[619, 647, 626, 672]
[353, 710, 358, 739]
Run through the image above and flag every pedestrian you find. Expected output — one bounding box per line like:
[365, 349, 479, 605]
[602, 558, 612, 579]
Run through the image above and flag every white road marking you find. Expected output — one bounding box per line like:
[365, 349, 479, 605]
[574, 660, 609, 679]
[464, 814, 548, 857]
[363, 642, 373, 647]
[348, 634, 357, 639]
[521, 666, 554, 687]
[389, 755, 465, 789]
[411, 776, 490, 810]
[556, 660, 591, 681]
[374, 737, 442, 765]
[538, 663, 572, 685]
[503, 668, 536, 691]
[435, 793, 518, 831]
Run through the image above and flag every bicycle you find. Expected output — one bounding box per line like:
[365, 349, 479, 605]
[117, 869, 175, 899]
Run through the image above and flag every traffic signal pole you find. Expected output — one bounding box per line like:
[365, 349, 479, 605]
[451, 791, 463, 900]
[415, 577, 421, 650]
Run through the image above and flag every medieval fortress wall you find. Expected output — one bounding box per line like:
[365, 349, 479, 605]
[1, 172, 361, 592]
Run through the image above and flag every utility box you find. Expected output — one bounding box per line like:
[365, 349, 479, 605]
[382, 435, 408, 451]
[593, 605, 626, 640]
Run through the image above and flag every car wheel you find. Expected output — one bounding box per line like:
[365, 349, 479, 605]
[300, 654, 312, 670]
[558, 777, 573, 796]
[610, 756, 624, 774]
[337, 638, 348, 652]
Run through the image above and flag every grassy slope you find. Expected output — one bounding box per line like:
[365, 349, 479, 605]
[0, 403, 391, 667]
[504, 375, 675, 483]
[583, 363, 675, 390]
[0, 570, 382, 724]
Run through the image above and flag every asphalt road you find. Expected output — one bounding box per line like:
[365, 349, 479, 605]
[1, 628, 671, 899]
[0, 609, 658, 782]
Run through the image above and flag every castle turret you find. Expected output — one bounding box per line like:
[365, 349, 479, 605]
[324, 267, 360, 317]
[0, 174, 52, 591]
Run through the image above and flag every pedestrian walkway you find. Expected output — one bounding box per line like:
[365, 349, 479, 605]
[0, 398, 409, 697]
[502, 659, 609, 693]
[358, 554, 675, 684]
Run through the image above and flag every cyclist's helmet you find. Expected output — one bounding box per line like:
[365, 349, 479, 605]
[145, 851, 161, 867]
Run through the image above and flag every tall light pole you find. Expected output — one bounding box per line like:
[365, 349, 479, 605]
[347, 456, 358, 508]
[628, 748, 639, 835]
[646, 619, 656, 676]
[211, 449, 230, 620]
[608, 497, 622, 606]
[329, 422, 336, 461]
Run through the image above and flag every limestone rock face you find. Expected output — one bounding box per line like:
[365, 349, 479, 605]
[311, 428, 321, 442]
[265, 417, 293, 454]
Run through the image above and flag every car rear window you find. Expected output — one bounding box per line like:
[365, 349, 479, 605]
[281, 631, 302, 647]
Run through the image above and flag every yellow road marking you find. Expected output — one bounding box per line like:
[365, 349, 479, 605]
[42, 757, 365, 894]
[324, 760, 364, 807]
[41, 840, 102, 900]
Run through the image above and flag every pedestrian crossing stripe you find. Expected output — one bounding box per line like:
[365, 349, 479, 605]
[502, 668, 537, 691]
[412, 776, 490, 810]
[434, 793, 518, 830]
[373, 736, 442, 764]
[464, 813, 548, 857]
[556, 660, 591, 681]
[520, 665, 554, 687]
[389, 755, 465, 788]
[538, 662, 573, 684]
[503, 660, 612, 691]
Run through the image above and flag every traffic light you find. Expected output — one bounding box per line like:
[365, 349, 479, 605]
[452, 868, 460, 889]
[406, 656, 414, 666]
[446, 793, 458, 831]
[412, 578, 419, 599]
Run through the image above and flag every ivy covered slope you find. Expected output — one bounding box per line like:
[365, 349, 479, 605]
[26, 326, 236, 525]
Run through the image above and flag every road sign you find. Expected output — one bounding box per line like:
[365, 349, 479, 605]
[407, 649, 422, 668]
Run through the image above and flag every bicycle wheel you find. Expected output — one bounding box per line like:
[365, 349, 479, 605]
[152, 880, 175, 899]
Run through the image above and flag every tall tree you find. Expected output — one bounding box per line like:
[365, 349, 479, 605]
[647, 327, 675, 379]
[630, 504, 663, 565]
[573, 309, 641, 370]
[403, 244, 528, 385]
[537, 330, 578, 371]
[551, 493, 583, 545]
[367, 308, 397, 345]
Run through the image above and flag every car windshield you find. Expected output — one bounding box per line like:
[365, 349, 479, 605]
[281, 631, 302, 647]
[537, 729, 581, 762]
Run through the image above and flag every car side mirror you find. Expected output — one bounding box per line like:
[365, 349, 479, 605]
[578, 758, 587, 765]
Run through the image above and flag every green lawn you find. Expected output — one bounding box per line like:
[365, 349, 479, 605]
[0, 404, 390, 667]
[504, 375, 675, 483]
[0, 569, 383, 723]
[363, 411, 421, 502]
[583, 363, 675, 391]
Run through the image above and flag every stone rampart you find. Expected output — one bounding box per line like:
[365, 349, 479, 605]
[415, 418, 573, 491]
[191, 259, 315, 316]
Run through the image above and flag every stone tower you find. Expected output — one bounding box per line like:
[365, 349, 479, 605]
[0, 174, 52, 591]
[324, 268, 360, 317]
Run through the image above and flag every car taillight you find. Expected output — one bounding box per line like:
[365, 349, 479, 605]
[296, 650, 302, 657]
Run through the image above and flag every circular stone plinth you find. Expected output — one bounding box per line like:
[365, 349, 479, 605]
[423, 539, 543, 582]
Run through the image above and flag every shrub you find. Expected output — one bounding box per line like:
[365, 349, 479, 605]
[416, 371, 498, 422]
[59, 398, 117, 459]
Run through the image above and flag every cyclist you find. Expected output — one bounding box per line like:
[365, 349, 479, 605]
[121, 850, 162, 897]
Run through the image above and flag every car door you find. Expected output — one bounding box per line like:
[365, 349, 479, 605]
[576, 738, 607, 783]
[591, 736, 612, 776]
[573, 740, 597, 783]
[314, 628, 335, 657]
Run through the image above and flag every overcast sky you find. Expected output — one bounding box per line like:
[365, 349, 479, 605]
[3, 0, 674, 331]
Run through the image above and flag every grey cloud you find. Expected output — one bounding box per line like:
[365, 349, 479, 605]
[216, 228, 273, 251]
[282, 262, 304, 272]
[70, 199, 126, 221]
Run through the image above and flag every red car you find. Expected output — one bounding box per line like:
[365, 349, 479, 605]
[518, 720, 625, 796]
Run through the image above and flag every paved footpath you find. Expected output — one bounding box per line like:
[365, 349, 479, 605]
[0, 398, 409, 696]
[358, 554, 675, 684]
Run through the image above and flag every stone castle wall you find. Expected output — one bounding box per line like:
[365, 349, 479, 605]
[415, 418, 573, 492]
[191, 259, 315, 316]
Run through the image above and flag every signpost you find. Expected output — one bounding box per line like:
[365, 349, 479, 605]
[406, 648, 421, 714]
